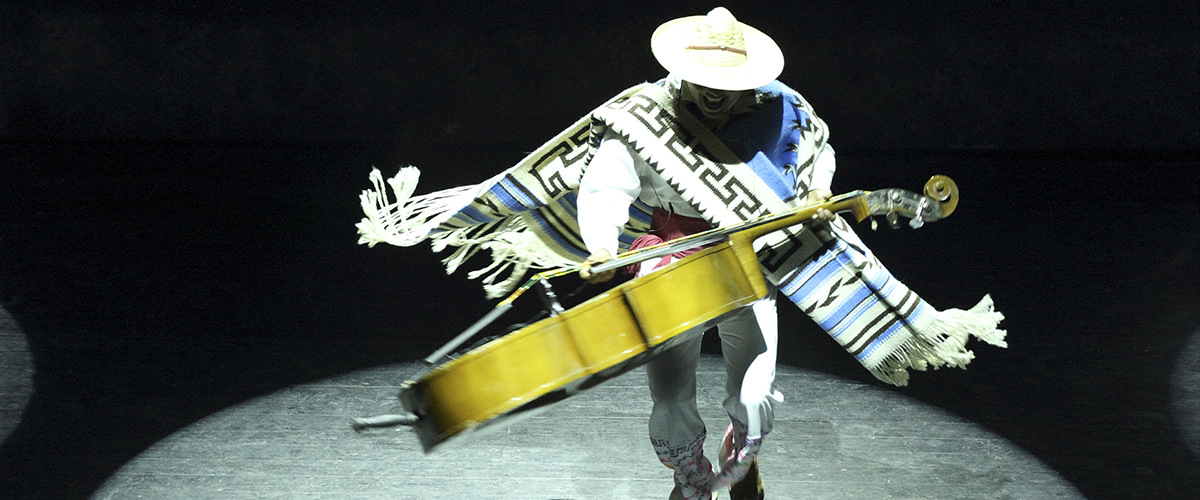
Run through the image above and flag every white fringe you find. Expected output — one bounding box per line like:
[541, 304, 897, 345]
[356, 167, 575, 298]
[356, 167, 478, 248]
[429, 215, 575, 298]
[868, 294, 1007, 386]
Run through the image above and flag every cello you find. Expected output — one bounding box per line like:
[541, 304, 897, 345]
[353, 176, 960, 452]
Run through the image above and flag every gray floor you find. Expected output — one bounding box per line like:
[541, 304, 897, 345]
[1, 306, 34, 445]
[1172, 328, 1200, 460]
[92, 358, 1085, 500]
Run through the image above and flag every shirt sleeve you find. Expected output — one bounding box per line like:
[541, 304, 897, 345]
[577, 131, 642, 256]
[809, 144, 837, 192]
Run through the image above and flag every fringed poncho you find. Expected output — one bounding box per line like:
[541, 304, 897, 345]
[357, 81, 1005, 386]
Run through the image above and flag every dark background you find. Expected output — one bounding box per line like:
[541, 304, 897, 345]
[0, 1, 1197, 499]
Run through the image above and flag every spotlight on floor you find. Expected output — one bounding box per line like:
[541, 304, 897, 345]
[1, 306, 35, 445]
[1171, 327, 1200, 459]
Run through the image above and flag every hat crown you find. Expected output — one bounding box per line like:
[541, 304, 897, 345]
[687, 7, 748, 68]
[650, 7, 783, 91]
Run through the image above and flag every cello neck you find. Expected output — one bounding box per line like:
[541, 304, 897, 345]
[589, 191, 871, 276]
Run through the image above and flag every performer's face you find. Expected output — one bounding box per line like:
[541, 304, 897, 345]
[680, 81, 743, 119]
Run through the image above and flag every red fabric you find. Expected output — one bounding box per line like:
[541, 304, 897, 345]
[625, 207, 715, 276]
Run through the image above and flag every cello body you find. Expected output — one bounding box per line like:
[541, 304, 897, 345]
[401, 240, 765, 451]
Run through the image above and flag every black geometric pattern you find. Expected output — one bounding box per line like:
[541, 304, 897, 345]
[605, 93, 772, 224]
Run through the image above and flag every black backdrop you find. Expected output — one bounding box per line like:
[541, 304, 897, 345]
[1, 1, 1197, 499]
[1, 1, 1196, 151]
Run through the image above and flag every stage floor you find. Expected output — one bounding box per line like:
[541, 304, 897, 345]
[91, 358, 1083, 500]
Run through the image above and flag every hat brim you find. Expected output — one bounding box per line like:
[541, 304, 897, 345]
[651, 15, 784, 91]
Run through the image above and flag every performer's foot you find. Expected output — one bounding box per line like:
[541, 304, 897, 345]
[727, 458, 763, 500]
[718, 424, 763, 500]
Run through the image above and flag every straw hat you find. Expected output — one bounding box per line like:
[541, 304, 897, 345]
[650, 7, 783, 91]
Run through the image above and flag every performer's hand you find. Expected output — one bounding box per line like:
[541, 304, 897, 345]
[806, 189, 835, 222]
[580, 249, 616, 284]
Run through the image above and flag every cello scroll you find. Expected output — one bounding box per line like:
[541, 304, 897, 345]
[865, 175, 959, 229]
[924, 175, 959, 217]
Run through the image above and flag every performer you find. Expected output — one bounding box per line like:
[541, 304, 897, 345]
[576, 10, 833, 500]
[357, 7, 1006, 500]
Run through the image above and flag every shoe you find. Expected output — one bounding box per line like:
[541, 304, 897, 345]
[718, 425, 763, 500]
[727, 458, 763, 500]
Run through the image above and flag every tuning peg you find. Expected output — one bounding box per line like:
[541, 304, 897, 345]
[909, 197, 928, 229]
[886, 211, 901, 229]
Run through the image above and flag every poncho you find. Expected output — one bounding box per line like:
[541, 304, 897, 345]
[357, 81, 1005, 386]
